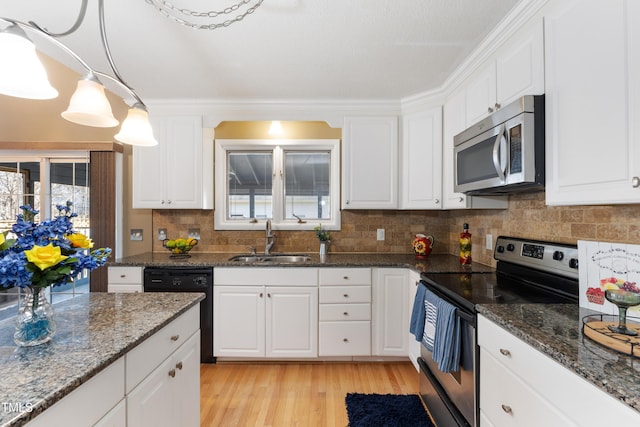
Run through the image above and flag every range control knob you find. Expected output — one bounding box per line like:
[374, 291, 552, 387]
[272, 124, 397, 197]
[496, 245, 505, 253]
[553, 251, 564, 261]
[506, 243, 515, 252]
[569, 258, 579, 269]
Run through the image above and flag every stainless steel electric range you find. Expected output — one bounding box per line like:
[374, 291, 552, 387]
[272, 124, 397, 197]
[416, 236, 579, 427]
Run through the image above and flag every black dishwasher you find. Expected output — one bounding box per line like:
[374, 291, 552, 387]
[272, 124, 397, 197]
[144, 267, 215, 363]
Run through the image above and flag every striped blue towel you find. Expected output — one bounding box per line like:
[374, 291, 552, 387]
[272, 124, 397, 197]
[409, 283, 427, 342]
[422, 289, 461, 373]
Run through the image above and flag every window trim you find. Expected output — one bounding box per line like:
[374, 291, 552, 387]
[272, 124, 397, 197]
[214, 139, 341, 231]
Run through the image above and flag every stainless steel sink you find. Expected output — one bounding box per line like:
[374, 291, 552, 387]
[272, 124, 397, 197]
[228, 254, 311, 263]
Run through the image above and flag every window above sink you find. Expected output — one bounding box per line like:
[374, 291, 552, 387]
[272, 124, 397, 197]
[214, 139, 341, 231]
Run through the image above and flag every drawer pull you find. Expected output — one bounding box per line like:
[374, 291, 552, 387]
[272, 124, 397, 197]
[343, 338, 349, 342]
[343, 276, 349, 280]
[343, 312, 349, 316]
[267, 293, 271, 298]
[260, 293, 264, 298]
[501, 404, 513, 415]
[499, 348, 511, 357]
[170, 334, 180, 341]
[343, 294, 349, 298]
[168, 369, 176, 378]
[176, 361, 183, 370]
[120, 274, 126, 278]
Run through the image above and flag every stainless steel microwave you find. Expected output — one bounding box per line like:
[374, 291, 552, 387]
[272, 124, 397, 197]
[454, 95, 545, 195]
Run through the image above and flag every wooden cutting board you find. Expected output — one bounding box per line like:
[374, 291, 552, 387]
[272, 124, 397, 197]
[583, 320, 640, 357]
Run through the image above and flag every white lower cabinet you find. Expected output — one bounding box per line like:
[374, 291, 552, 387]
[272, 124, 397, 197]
[319, 268, 371, 356]
[127, 331, 200, 427]
[214, 268, 318, 358]
[372, 268, 409, 357]
[107, 266, 143, 293]
[478, 314, 640, 426]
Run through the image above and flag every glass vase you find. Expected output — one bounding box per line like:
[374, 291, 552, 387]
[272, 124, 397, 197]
[14, 287, 56, 347]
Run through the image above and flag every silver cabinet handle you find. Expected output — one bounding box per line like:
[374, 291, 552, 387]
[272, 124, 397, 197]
[343, 276, 349, 280]
[343, 312, 349, 316]
[343, 338, 349, 342]
[495, 102, 501, 110]
[120, 274, 126, 278]
[499, 348, 511, 357]
[343, 294, 349, 298]
[259, 292, 263, 298]
[170, 334, 180, 341]
[459, 197, 464, 203]
[501, 404, 513, 415]
[346, 200, 350, 205]
[168, 369, 176, 378]
[176, 361, 183, 370]
[487, 107, 494, 114]
[632, 176, 640, 188]
[435, 199, 440, 204]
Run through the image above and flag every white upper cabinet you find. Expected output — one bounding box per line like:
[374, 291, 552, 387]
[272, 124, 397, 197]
[342, 116, 398, 209]
[465, 18, 544, 127]
[133, 115, 213, 209]
[545, 0, 640, 205]
[400, 107, 442, 209]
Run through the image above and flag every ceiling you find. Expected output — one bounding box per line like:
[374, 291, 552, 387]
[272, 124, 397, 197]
[1, 0, 521, 103]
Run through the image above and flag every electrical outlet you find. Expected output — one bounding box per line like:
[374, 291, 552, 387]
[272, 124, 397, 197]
[486, 234, 493, 250]
[377, 229, 385, 241]
[158, 228, 167, 240]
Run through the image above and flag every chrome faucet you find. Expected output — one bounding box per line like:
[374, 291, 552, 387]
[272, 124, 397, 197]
[265, 219, 275, 255]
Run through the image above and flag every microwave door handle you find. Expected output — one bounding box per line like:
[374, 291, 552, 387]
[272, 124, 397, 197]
[492, 124, 507, 181]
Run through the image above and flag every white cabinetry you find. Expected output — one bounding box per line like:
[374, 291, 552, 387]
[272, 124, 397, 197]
[342, 117, 398, 209]
[442, 89, 508, 210]
[319, 268, 371, 356]
[545, 0, 640, 205]
[372, 268, 409, 357]
[214, 268, 318, 358]
[107, 266, 143, 293]
[133, 115, 213, 209]
[126, 304, 200, 427]
[400, 108, 442, 209]
[26, 358, 125, 427]
[478, 314, 640, 426]
[465, 19, 544, 126]
[407, 270, 421, 371]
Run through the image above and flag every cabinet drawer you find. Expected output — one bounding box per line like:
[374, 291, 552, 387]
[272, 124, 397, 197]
[319, 303, 371, 321]
[215, 267, 318, 286]
[108, 266, 143, 284]
[480, 349, 572, 427]
[319, 286, 371, 303]
[319, 268, 371, 285]
[108, 283, 143, 293]
[126, 305, 199, 393]
[319, 321, 371, 356]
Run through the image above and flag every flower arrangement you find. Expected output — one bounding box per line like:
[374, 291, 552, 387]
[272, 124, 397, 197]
[314, 224, 331, 242]
[0, 202, 112, 291]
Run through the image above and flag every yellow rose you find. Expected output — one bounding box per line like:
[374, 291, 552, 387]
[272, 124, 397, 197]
[0, 233, 4, 246]
[66, 233, 94, 249]
[24, 243, 68, 271]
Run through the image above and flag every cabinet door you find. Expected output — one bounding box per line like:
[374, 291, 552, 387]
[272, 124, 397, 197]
[496, 18, 544, 107]
[442, 89, 469, 209]
[127, 355, 174, 427]
[400, 108, 442, 209]
[465, 61, 496, 126]
[132, 117, 166, 208]
[266, 287, 318, 358]
[214, 286, 265, 357]
[372, 268, 409, 356]
[172, 332, 200, 427]
[164, 116, 204, 209]
[545, 0, 640, 205]
[342, 116, 398, 209]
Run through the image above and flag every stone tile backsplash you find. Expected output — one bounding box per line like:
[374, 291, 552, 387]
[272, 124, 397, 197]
[153, 192, 640, 267]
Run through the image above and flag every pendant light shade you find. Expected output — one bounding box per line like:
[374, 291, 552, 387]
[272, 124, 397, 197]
[114, 104, 158, 146]
[61, 74, 119, 127]
[0, 24, 58, 99]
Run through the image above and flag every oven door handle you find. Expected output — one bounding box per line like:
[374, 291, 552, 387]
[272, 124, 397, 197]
[419, 280, 476, 327]
[455, 308, 476, 326]
[492, 123, 507, 182]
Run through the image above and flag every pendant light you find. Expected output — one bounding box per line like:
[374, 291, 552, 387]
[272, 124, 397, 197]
[0, 24, 58, 100]
[61, 72, 118, 127]
[115, 103, 158, 146]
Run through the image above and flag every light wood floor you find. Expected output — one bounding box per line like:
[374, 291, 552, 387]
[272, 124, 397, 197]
[200, 362, 420, 427]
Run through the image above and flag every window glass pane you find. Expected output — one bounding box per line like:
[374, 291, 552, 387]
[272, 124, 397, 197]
[0, 162, 41, 229]
[227, 152, 273, 219]
[49, 161, 91, 303]
[284, 152, 331, 220]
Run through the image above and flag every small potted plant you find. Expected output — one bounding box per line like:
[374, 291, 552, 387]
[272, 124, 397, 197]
[314, 224, 331, 259]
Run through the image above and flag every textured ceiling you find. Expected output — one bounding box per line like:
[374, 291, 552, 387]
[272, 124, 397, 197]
[1, 0, 520, 101]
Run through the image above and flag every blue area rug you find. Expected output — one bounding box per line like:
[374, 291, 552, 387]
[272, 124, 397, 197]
[345, 393, 435, 427]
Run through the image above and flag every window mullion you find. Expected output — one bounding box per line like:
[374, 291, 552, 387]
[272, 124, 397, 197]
[272, 146, 284, 224]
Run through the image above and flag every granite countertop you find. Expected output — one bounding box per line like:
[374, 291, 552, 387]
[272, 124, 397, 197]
[111, 252, 496, 274]
[0, 292, 204, 427]
[477, 304, 640, 414]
